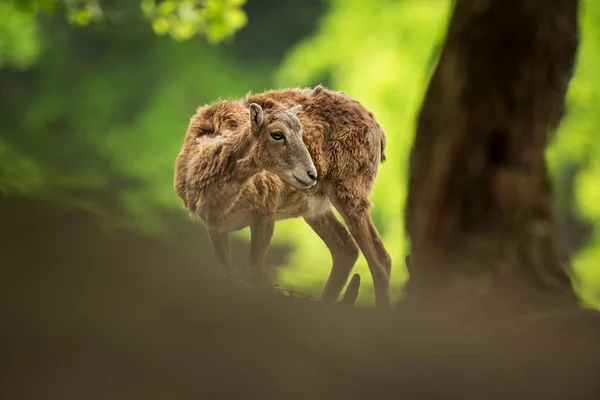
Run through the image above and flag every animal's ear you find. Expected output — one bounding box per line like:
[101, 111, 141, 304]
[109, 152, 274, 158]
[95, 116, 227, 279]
[249, 103, 264, 129]
[287, 105, 302, 116]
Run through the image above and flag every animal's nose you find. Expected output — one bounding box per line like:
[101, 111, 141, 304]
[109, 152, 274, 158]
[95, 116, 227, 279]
[307, 169, 317, 181]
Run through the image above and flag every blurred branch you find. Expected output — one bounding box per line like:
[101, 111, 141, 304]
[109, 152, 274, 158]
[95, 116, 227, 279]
[3, 0, 247, 43]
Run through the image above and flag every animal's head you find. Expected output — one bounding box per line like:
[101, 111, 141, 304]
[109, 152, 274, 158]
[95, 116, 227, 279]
[248, 102, 317, 189]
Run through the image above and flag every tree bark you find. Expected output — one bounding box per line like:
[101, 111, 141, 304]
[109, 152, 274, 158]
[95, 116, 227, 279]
[404, 0, 581, 316]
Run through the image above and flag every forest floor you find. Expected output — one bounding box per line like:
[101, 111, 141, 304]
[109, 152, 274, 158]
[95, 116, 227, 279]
[2, 198, 600, 399]
[4, 271, 600, 400]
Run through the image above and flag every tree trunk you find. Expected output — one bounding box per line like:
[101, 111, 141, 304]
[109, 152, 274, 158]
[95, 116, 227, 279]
[404, 0, 581, 317]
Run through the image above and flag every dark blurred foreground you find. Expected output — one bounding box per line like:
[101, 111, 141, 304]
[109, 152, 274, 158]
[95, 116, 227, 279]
[2, 198, 600, 399]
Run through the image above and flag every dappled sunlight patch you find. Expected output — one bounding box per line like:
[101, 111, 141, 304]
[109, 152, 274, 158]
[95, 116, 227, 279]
[576, 165, 600, 221]
[572, 244, 600, 308]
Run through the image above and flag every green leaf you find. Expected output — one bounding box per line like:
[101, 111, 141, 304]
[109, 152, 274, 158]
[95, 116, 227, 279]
[67, 8, 92, 26]
[225, 8, 246, 29]
[0, 1, 41, 69]
[157, 0, 177, 15]
[171, 20, 197, 40]
[152, 16, 171, 35]
[140, 0, 155, 15]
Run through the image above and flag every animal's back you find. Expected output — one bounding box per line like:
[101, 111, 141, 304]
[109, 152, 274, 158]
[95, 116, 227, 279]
[244, 86, 387, 184]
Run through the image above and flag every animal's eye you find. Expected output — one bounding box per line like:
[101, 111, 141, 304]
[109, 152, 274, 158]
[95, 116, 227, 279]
[270, 131, 284, 141]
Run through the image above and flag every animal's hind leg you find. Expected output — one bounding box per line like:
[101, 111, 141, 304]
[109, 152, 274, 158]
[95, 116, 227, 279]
[328, 188, 392, 308]
[304, 210, 360, 302]
[207, 227, 233, 278]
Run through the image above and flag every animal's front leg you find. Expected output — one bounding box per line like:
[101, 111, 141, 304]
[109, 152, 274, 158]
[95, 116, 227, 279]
[247, 214, 275, 287]
[207, 227, 233, 278]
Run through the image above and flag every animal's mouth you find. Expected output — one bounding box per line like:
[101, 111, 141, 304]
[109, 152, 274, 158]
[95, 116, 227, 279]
[292, 174, 316, 188]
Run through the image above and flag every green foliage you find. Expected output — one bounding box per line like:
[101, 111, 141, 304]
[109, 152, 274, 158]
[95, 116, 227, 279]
[0, 12, 268, 234]
[1, 0, 247, 42]
[0, 2, 40, 69]
[3, 0, 57, 14]
[0, 141, 47, 197]
[548, 0, 600, 308]
[142, 0, 247, 42]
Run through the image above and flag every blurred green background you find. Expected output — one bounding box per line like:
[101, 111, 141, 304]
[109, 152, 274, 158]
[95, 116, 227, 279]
[0, 0, 598, 307]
